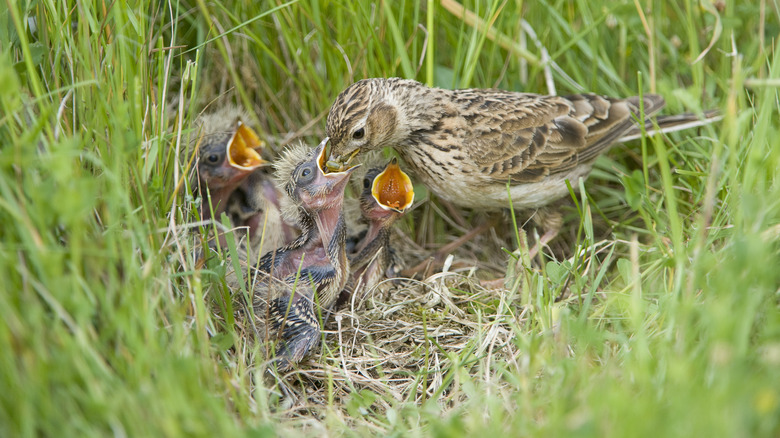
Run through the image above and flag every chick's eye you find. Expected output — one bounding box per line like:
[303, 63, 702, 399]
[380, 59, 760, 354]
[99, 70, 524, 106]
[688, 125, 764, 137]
[363, 178, 371, 189]
[352, 127, 365, 139]
[296, 163, 316, 183]
[207, 154, 220, 163]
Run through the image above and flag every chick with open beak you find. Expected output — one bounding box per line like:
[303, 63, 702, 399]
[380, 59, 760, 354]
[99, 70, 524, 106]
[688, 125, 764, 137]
[339, 158, 414, 308]
[251, 138, 359, 371]
[366, 158, 414, 215]
[192, 107, 266, 222]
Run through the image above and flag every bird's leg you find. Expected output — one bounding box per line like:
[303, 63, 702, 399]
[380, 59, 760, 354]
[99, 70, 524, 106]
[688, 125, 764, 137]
[438, 198, 468, 228]
[528, 228, 559, 260]
[479, 227, 532, 290]
[528, 207, 563, 260]
[483, 208, 562, 289]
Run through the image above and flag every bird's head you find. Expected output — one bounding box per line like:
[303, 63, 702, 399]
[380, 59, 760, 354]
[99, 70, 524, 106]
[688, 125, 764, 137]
[284, 138, 360, 213]
[324, 79, 399, 171]
[196, 115, 267, 190]
[359, 158, 414, 225]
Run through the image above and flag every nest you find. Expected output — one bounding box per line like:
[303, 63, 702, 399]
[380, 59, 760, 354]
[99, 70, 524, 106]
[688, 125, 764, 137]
[237, 270, 529, 414]
[185, 181, 620, 426]
[182, 107, 618, 421]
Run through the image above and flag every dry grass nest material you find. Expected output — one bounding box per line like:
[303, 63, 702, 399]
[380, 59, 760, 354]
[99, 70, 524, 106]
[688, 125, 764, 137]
[188, 126, 615, 417]
[193, 185, 614, 420]
[229, 267, 533, 413]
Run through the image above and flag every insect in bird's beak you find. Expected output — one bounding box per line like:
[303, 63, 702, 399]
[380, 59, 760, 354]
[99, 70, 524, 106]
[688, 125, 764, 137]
[320, 138, 361, 174]
[325, 159, 345, 172]
[227, 121, 267, 170]
[323, 139, 361, 173]
[372, 158, 414, 213]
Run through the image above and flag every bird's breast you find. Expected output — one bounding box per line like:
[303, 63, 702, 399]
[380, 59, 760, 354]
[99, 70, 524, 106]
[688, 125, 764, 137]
[398, 144, 592, 210]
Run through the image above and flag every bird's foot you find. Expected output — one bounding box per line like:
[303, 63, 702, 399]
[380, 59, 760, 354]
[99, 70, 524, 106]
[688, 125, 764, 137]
[528, 207, 563, 260]
[479, 277, 508, 290]
[528, 227, 560, 260]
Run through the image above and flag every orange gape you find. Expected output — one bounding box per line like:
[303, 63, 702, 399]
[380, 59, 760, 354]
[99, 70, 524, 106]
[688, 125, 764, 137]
[377, 173, 403, 209]
[373, 160, 414, 212]
[228, 122, 266, 169]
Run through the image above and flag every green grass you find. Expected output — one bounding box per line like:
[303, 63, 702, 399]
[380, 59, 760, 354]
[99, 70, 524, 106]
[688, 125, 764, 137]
[1, 0, 779, 436]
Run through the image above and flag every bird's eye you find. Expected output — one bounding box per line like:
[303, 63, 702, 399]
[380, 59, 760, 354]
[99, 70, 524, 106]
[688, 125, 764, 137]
[207, 154, 220, 163]
[363, 177, 371, 189]
[297, 163, 317, 184]
[352, 127, 365, 139]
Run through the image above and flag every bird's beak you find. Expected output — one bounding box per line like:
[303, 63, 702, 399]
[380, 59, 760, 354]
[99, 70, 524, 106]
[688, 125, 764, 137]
[323, 137, 361, 173]
[371, 158, 414, 213]
[227, 121, 267, 170]
[317, 137, 361, 176]
[298, 138, 360, 213]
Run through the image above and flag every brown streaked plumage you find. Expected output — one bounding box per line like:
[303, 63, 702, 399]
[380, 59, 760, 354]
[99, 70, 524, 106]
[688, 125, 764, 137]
[324, 77, 670, 212]
[250, 140, 357, 371]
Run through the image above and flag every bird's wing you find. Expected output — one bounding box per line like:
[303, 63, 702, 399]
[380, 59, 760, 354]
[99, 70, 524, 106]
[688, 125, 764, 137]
[565, 94, 665, 163]
[457, 91, 664, 183]
[268, 286, 321, 368]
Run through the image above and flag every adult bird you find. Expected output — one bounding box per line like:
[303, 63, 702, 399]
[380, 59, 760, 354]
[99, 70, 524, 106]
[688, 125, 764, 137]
[250, 139, 358, 370]
[322, 78, 711, 251]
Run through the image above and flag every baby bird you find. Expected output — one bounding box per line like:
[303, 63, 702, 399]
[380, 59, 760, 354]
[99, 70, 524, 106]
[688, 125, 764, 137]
[191, 106, 266, 224]
[251, 139, 358, 370]
[341, 158, 414, 306]
[225, 169, 299, 260]
[191, 107, 296, 258]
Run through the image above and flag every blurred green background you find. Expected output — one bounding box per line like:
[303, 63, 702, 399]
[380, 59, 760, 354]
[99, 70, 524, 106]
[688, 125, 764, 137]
[1, 0, 778, 436]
